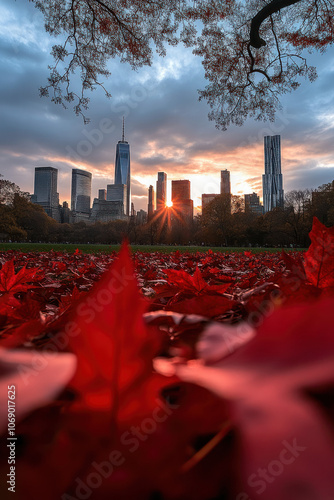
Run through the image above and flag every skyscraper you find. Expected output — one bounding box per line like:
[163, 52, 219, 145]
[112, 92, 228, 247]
[262, 135, 284, 213]
[60, 201, 70, 223]
[115, 118, 131, 216]
[156, 172, 167, 211]
[107, 184, 127, 215]
[71, 168, 92, 214]
[32, 166, 60, 221]
[131, 202, 135, 217]
[172, 180, 191, 201]
[220, 169, 231, 195]
[148, 185, 155, 219]
[171, 180, 193, 220]
[244, 192, 264, 215]
[202, 194, 218, 210]
[136, 209, 147, 225]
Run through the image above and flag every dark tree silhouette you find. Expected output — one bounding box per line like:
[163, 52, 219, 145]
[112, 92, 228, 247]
[0, 174, 30, 205]
[31, 0, 332, 128]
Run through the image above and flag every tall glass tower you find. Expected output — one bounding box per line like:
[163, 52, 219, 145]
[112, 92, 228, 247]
[71, 168, 92, 214]
[32, 166, 60, 221]
[156, 172, 167, 211]
[262, 135, 284, 213]
[114, 118, 131, 216]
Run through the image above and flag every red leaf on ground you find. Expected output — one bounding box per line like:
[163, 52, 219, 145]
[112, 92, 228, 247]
[282, 250, 306, 282]
[0, 259, 43, 294]
[5, 245, 234, 500]
[163, 266, 231, 296]
[167, 294, 235, 318]
[304, 217, 334, 288]
[0, 318, 45, 348]
[2, 238, 334, 500]
[163, 267, 209, 293]
[66, 243, 172, 423]
[173, 296, 334, 500]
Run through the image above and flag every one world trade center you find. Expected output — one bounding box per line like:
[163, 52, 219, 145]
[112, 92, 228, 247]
[114, 118, 131, 216]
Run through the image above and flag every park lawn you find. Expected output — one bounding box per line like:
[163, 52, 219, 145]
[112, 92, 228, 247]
[0, 242, 306, 254]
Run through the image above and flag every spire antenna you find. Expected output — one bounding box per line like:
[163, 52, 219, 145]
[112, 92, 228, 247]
[122, 116, 125, 142]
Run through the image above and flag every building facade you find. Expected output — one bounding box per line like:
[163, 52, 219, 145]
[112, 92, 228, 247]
[202, 193, 218, 210]
[148, 185, 155, 219]
[71, 169, 92, 214]
[31, 166, 60, 221]
[107, 184, 127, 215]
[172, 180, 191, 201]
[60, 201, 70, 223]
[156, 172, 167, 211]
[244, 192, 264, 215]
[98, 189, 106, 201]
[171, 180, 193, 220]
[220, 169, 231, 195]
[262, 135, 284, 213]
[114, 120, 131, 216]
[137, 209, 147, 225]
[90, 199, 127, 222]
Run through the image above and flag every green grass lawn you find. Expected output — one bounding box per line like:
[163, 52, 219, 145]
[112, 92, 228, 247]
[0, 242, 306, 254]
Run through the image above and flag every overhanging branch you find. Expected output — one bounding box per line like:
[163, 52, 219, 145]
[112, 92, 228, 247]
[250, 0, 303, 48]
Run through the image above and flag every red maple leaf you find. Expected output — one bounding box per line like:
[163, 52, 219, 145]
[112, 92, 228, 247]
[155, 267, 233, 318]
[172, 296, 334, 500]
[167, 294, 235, 317]
[4, 244, 231, 500]
[304, 217, 334, 288]
[0, 259, 43, 294]
[65, 243, 169, 419]
[281, 250, 306, 282]
[163, 266, 231, 296]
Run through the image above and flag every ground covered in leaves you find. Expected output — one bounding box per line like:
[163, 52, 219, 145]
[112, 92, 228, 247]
[0, 218, 333, 500]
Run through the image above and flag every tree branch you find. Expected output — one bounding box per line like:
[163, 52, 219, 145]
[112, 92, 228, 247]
[247, 42, 271, 81]
[89, 0, 142, 41]
[250, 0, 303, 48]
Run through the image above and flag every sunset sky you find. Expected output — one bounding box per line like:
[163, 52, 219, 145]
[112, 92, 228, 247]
[1, 0, 334, 213]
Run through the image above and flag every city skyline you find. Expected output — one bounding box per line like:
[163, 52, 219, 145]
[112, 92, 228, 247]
[22, 133, 334, 224]
[25, 134, 280, 219]
[27, 162, 269, 219]
[1, 0, 334, 213]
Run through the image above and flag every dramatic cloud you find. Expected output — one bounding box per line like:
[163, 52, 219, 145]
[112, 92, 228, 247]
[1, 0, 334, 213]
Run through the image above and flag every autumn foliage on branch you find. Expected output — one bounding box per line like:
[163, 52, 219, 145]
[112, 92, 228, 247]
[30, 0, 333, 128]
[0, 217, 334, 499]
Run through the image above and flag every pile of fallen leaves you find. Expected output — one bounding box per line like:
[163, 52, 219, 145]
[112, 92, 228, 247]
[0, 217, 333, 500]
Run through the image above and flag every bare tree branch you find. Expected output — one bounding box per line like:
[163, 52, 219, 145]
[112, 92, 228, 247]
[250, 0, 303, 48]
